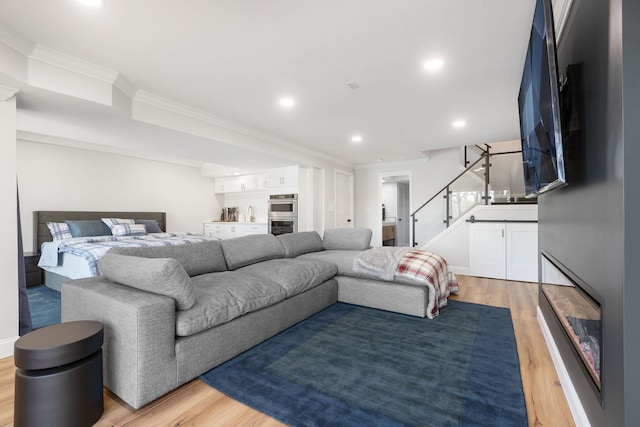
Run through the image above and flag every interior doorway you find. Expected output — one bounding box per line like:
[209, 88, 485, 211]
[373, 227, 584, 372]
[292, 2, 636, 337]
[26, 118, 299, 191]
[379, 172, 411, 247]
[335, 170, 354, 229]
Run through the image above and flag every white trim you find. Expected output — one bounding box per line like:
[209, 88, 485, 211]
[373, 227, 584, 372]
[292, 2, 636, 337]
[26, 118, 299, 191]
[537, 307, 591, 427]
[378, 170, 412, 247]
[0, 86, 19, 102]
[552, 0, 574, 42]
[334, 169, 355, 228]
[0, 335, 18, 359]
[0, 21, 35, 56]
[29, 45, 118, 83]
[356, 157, 429, 170]
[113, 74, 137, 99]
[17, 130, 203, 169]
[134, 91, 353, 169]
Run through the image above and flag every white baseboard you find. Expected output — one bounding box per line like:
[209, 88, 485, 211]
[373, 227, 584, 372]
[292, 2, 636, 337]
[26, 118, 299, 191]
[537, 307, 591, 427]
[0, 335, 18, 359]
[450, 266, 469, 276]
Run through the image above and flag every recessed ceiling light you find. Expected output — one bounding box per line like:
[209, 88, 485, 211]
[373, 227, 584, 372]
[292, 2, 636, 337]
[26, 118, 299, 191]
[279, 98, 295, 107]
[77, 0, 104, 7]
[423, 58, 444, 71]
[351, 135, 363, 143]
[452, 120, 467, 128]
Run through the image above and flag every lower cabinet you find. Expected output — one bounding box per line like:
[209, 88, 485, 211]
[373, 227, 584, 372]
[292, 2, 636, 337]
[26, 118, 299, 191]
[203, 222, 268, 239]
[469, 222, 538, 282]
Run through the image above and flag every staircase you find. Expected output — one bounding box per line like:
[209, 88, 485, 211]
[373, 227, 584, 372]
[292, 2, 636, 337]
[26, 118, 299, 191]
[411, 144, 534, 247]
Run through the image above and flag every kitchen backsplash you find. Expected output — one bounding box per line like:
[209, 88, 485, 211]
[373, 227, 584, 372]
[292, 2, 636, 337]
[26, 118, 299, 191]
[220, 192, 269, 222]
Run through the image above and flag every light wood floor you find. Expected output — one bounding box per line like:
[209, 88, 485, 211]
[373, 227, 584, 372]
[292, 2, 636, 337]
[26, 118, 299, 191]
[0, 275, 575, 427]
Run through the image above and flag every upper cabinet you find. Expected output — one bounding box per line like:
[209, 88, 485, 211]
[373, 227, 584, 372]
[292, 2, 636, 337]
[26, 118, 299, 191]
[268, 166, 299, 188]
[214, 167, 299, 194]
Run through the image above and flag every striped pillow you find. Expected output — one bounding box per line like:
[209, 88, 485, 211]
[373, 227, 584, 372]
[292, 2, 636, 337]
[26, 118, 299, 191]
[101, 218, 135, 228]
[110, 223, 147, 237]
[47, 222, 73, 240]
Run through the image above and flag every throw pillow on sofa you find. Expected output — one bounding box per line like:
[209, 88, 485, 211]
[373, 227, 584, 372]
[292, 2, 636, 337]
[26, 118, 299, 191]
[277, 231, 324, 258]
[322, 227, 372, 251]
[108, 240, 227, 276]
[98, 252, 197, 310]
[221, 234, 285, 270]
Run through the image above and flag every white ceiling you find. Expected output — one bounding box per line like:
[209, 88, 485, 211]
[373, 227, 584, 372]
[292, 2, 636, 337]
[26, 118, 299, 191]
[0, 0, 537, 170]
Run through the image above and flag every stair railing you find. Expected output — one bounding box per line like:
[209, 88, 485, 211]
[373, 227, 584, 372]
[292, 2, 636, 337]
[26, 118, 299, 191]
[411, 147, 492, 247]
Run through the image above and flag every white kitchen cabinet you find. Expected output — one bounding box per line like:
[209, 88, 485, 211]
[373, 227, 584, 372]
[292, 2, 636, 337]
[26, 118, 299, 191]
[255, 173, 269, 190]
[214, 174, 258, 194]
[234, 223, 268, 237]
[203, 222, 267, 239]
[214, 176, 240, 194]
[469, 222, 538, 282]
[203, 222, 232, 239]
[268, 166, 298, 188]
[214, 167, 299, 194]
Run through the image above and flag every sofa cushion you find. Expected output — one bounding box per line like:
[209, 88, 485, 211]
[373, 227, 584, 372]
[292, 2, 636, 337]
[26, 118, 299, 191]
[108, 240, 227, 276]
[98, 252, 197, 310]
[277, 231, 324, 258]
[297, 250, 362, 276]
[237, 258, 338, 298]
[220, 234, 285, 270]
[175, 271, 286, 336]
[322, 228, 372, 251]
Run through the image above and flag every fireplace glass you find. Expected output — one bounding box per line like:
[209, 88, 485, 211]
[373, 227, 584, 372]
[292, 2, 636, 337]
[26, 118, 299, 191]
[541, 253, 601, 391]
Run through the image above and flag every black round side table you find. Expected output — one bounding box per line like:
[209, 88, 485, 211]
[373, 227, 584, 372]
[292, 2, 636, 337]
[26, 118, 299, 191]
[14, 321, 104, 427]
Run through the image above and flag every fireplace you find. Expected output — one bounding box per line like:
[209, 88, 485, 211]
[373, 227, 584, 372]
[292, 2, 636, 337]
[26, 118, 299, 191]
[540, 251, 602, 395]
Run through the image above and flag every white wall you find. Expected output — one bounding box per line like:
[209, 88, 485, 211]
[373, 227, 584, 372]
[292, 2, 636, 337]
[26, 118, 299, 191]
[355, 148, 463, 246]
[0, 95, 19, 358]
[17, 140, 221, 253]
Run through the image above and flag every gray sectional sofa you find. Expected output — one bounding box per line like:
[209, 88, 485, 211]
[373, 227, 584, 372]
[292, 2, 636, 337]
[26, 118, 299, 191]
[61, 228, 438, 409]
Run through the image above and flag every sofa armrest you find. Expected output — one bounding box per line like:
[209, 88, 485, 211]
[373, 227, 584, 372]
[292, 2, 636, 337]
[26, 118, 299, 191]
[61, 277, 178, 409]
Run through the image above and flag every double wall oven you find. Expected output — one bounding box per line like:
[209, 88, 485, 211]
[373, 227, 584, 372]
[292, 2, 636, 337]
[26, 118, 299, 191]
[268, 194, 298, 235]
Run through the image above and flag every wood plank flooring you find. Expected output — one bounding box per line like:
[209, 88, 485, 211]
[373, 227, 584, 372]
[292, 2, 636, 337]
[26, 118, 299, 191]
[1, 275, 575, 427]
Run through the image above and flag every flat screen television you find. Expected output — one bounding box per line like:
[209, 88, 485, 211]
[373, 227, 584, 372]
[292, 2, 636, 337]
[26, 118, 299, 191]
[518, 0, 566, 197]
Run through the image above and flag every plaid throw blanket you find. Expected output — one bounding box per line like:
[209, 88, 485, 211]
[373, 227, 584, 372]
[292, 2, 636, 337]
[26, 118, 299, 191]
[395, 250, 459, 318]
[53, 232, 218, 276]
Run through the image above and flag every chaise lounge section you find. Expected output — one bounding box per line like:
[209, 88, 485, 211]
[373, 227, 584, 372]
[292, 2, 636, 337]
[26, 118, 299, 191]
[62, 228, 455, 409]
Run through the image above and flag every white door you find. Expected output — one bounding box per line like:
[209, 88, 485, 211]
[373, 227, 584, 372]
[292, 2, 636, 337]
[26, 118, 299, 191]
[335, 170, 354, 228]
[469, 223, 506, 279]
[506, 223, 538, 282]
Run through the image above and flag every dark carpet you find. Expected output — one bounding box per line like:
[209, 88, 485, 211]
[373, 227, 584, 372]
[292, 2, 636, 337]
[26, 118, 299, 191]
[200, 301, 527, 427]
[26, 285, 61, 329]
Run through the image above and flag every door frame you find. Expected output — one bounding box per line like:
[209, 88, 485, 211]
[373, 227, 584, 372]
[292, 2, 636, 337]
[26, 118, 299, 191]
[377, 171, 412, 247]
[334, 169, 354, 228]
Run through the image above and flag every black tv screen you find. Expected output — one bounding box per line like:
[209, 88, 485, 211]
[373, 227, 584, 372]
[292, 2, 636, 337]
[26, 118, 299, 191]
[518, 0, 566, 197]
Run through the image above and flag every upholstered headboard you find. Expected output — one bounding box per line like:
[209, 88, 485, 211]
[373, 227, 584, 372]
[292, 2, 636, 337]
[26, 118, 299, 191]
[34, 211, 167, 253]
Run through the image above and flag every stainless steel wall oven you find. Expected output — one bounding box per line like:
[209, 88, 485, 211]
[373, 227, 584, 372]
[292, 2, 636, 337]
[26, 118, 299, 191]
[268, 194, 298, 235]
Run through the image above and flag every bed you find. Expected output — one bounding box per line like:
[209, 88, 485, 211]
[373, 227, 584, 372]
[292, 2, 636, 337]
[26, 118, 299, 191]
[34, 211, 217, 291]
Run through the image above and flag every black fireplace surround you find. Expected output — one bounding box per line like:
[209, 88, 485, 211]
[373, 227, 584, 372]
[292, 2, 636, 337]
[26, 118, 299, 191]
[540, 251, 602, 399]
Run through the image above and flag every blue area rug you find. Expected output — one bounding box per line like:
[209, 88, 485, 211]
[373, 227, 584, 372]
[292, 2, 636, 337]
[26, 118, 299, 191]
[26, 285, 61, 329]
[200, 301, 527, 427]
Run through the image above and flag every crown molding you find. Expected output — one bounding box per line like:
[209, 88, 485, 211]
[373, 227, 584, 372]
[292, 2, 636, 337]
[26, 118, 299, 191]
[113, 74, 137, 99]
[133, 91, 353, 169]
[0, 21, 34, 56]
[29, 45, 118, 83]
[355, 157, 430, 170]
[16, 130, 203, 169]
[0, 86, 19, 101]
